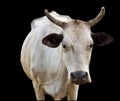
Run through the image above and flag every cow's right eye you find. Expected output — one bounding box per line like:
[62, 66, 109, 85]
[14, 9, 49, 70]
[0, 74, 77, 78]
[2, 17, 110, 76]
[62, 44, 66, 49]
[62, 42, 69, 51]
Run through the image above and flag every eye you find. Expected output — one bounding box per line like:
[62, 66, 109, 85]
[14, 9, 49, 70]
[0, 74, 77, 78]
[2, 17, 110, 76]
[87, 43, 93, 49]
[62, 43, 67, 48]
[62, 42, 69, 50]
[89, 44, 93, 48]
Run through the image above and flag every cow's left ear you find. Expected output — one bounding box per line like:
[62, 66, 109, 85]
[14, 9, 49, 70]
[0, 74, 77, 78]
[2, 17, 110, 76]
[42, 33, 63, 48]
[92, 32, 113, 46]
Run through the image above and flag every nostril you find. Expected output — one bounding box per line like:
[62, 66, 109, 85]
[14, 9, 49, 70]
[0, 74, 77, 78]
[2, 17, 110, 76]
[70, 72, 76, 79]
[70, 71, 88, 84]
[78, 71, 87, 79]
[71, 71, 88, 79]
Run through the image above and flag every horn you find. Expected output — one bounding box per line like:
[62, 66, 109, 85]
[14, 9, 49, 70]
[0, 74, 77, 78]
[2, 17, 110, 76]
[88, 6, 105, 27]
[45, 9, 65, 28]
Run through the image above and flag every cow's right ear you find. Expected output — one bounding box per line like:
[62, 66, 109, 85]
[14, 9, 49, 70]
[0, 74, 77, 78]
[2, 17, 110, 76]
[42, 33, 63, 48]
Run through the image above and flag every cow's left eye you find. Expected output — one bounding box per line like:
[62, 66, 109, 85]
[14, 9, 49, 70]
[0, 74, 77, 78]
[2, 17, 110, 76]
[87, 44, 93, 49]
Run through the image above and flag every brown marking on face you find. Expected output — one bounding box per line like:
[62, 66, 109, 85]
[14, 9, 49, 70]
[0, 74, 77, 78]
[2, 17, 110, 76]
[64, 20, 91, 40]
[74, 19, 81, 25]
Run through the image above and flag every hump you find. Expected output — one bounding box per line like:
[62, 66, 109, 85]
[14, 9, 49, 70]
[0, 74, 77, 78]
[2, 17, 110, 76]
[50, 11, 73, 22]
[31, 10, 73, 29]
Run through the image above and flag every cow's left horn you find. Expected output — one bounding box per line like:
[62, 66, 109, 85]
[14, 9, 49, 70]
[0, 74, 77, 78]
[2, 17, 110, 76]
[45, 9, 65, 28]
[88, 6, 105, 27]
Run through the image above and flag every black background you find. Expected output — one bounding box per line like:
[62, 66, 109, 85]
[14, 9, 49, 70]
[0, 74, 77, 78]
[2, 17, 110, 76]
[2, 0, 120, 101]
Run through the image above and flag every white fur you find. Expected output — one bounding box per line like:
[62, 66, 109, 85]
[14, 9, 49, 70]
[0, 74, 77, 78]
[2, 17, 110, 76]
[20, 11, 93, 100]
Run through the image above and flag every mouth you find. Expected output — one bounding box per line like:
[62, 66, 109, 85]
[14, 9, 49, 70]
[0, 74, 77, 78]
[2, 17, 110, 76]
[71, 78, 87, 85]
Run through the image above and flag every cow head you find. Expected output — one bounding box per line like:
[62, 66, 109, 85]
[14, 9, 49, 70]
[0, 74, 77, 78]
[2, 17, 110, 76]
[42, 7, 113, 85]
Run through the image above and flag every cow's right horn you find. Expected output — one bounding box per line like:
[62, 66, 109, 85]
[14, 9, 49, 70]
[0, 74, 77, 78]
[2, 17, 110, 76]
[88, 6, 105, 27]
[45, 9, 65, 28]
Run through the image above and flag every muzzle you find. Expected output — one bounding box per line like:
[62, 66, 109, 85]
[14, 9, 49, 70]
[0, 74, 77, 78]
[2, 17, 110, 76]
[70, 71, 88, 85]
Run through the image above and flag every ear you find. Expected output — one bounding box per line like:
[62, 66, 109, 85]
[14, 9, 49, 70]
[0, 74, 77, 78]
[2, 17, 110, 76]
[92, 32, 113, 46]
[42, 33, 63, 48]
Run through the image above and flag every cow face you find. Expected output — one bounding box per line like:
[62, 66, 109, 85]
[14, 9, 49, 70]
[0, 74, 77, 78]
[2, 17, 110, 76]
[42, 8, 113, 85]
[61, 21, 93, 84]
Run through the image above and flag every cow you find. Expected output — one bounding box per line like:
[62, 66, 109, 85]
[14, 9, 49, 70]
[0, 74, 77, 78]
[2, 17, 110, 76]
[20, 6, 113, 100]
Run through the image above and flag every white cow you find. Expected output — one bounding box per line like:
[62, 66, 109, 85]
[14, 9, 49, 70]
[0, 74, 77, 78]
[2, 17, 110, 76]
[20, 7, 113, 100]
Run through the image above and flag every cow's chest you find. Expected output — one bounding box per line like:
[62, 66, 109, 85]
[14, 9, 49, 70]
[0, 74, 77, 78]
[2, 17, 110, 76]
[43, 77, 68, 100]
